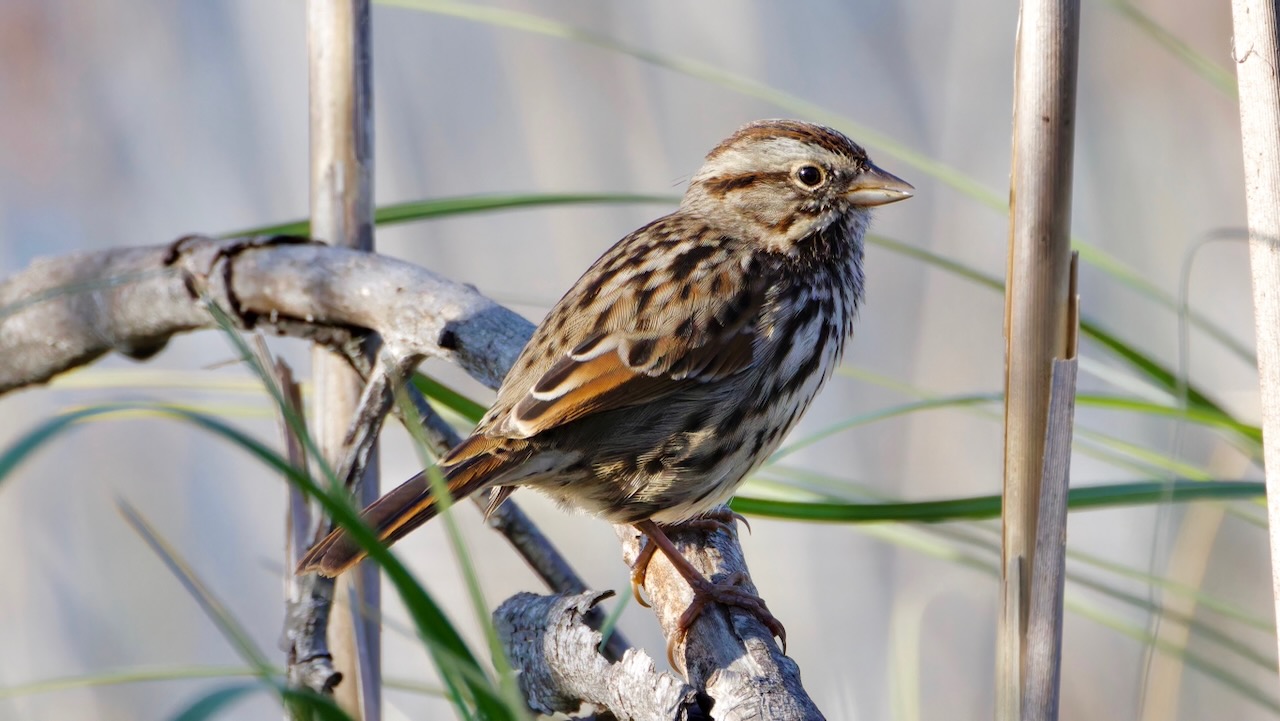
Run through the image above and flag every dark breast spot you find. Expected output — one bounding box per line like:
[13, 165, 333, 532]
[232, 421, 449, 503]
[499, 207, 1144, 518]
[780, 329, 831, 396]
[790, 297, 820, 329]
[722, 404, 749, 433]
[718, 287, 757, 327]
[679, 445, 731, 474]
[644, 455, 666, 475]
[682, 407, 714, 434]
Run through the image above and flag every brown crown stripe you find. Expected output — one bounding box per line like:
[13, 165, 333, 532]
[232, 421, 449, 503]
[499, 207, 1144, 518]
[706, 121, 866, 161]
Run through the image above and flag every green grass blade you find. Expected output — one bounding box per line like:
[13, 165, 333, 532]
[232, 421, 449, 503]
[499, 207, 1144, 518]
[201, 300, 516, 718]
[854, 521, 1279, 711]
[770, 393, 1001, 463]
[1077, 395, 1261, 444]
[730, 480, 1264, 523]
[596, 590, 630, 655]
[751, 465, 1277, 659]
[0, 666, 261, 700]
[0, 402, 512, 719]
[1081, 321, 1225, 411]
[0, 663, 449, 702]
[117, 502, 273, 672]
[114, 506, 352, 721]
[1068, 597, 1280, 714]
[228, 193, 676, 237]
[1068, 545, 1275, 633]
[866, 234, 1003, 291]
[412, 373, 487, 424]
[863, 242, 1234, 413]
[1095, 0, 1237, 96]
[376, 0, 994, 208]
[832, 366, 1248, 483]
[170, 682, 350, 721]
[170, 683, 261, 721]
[395, 387, 526, 716]
[375, 0, 1252, 369]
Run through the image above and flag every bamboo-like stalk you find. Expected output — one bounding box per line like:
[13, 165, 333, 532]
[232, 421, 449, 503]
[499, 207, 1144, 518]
[998, 1, 1080, 718]
[1229, 0, 1280, 684]
[306, 1, 378, 719]
[1022, 259, 1078, 721]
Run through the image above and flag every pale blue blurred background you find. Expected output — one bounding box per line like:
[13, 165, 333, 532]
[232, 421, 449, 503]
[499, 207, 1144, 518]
[0, 1, 1270, 720]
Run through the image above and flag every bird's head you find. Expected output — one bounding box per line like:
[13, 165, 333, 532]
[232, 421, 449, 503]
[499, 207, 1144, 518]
[683, 119, 913, 254]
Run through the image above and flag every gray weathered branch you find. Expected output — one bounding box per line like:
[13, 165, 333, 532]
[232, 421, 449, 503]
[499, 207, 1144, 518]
[494, 591, 699, 720]
[0, 234, 526, 394]
[0, 234, 821, 715]
[617, 521, 822, 719]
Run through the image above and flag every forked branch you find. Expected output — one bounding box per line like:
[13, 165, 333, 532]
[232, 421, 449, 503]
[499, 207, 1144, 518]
[0, 234, 821, 718]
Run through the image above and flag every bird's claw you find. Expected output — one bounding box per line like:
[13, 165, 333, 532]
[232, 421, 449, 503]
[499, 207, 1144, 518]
[665, 571, 787, 669]
[629, 538, 658, 608]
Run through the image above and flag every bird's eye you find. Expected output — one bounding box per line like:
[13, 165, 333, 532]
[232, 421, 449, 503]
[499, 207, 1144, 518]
[795, 165, 825, 188]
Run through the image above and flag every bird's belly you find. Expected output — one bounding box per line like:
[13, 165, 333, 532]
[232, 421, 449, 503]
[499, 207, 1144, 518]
[647, 376, 830, 523]
[532, 314, 847, 526]
[595, 342, 841, 524]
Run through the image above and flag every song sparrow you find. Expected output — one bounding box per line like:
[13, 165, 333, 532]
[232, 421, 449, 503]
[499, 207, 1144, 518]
[299, 119, 912, 659]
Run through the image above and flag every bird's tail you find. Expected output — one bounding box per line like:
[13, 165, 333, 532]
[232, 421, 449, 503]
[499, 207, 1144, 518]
[296, 434, 528, 577]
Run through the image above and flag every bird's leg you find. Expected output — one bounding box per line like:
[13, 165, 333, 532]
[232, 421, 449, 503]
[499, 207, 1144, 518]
[632, 519, 786, 667]
[628, 507, 749, 607]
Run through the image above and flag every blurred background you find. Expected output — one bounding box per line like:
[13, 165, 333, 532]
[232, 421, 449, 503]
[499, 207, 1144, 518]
[0, 1, 1270, 719]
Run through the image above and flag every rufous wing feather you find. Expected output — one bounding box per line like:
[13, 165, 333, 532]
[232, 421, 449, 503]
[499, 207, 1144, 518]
[503, 280, 766, 439]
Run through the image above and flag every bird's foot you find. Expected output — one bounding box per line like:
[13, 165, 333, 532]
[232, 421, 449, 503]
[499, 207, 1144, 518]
[628, 509, 749, 608]
[667, 571, 787, 667]
[631, 519, 785, 669]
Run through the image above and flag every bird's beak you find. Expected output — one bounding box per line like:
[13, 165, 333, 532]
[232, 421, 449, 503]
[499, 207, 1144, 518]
[846, 162, 914, 206]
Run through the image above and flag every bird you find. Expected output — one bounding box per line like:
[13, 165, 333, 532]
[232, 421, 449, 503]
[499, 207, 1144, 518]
[298, 118, 912, 661]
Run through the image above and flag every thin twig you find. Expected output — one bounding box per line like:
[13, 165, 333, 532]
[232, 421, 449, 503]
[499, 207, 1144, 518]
[260, 341, 344, 698]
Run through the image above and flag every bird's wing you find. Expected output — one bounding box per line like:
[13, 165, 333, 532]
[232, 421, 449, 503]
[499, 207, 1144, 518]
[492, 236, 768, 440]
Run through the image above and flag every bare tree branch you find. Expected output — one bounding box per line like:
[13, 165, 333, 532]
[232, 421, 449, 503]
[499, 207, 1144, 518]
[0, 234, 822, 714]
[494, 590, 701, 720]
[617, 521, 823, 720]
[0, 234, 527, 394]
